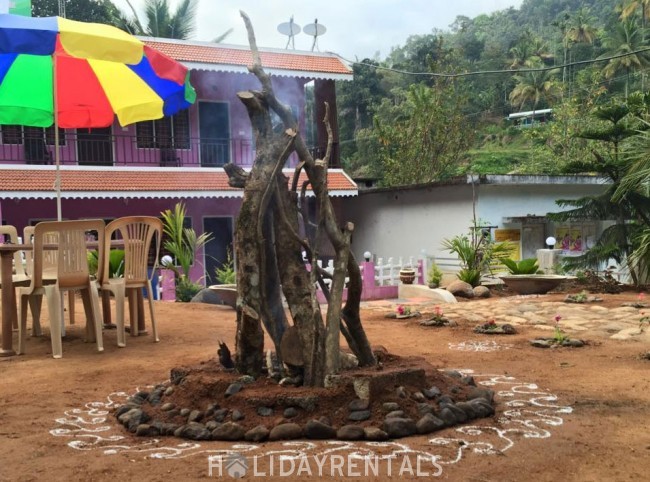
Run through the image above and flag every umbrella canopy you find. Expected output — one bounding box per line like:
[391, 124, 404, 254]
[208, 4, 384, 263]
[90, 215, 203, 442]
[0, 13, 196, 128]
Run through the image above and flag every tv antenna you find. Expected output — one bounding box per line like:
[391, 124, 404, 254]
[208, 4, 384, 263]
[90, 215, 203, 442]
[277, 16, 301, 49]
[303, 19, 327, 51]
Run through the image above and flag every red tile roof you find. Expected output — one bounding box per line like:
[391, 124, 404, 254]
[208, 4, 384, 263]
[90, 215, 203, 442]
[143, 39, 352, 78]
[0, 167, 357, 199]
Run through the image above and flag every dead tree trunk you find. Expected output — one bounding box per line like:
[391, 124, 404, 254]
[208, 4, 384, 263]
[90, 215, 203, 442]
[228, 12, 376, 386]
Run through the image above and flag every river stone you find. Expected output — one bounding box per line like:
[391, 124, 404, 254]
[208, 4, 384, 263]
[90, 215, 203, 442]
[416, 413, 445, 434]
[382, 417, 417, 438]
[423, 386, 442, 399]
[175, 422, 211, 440]
[205, 420, 219, 431]
[447, 280, 474, 298]
[348, 410, 371, 422]
[283, 407, 299, 419]
[412, 391, 426, 402]
[231, 410, 245, 422]
[455, 401, 478, 419]
[349, 399, 370, 411]
[438, 407, 458, 426]
[161, 402, 175, 412]
[212, 422, 245, 441]
[188, 410, 203, 423]
[467, 387, 495, 404]
[473, 285, 491, 298]
[179, 408, 190, 417]
[469, 398, 495, 417]
[257, 406, 273, 417]
[213, 408, 229, 422]
[441, 403, 467, 423]
[244, 425, 270, 442]
[304, 419, 337, 439]
[461, 375, 476, 386]
[417, 403, 435, 415]
[135, 424, 158, 437]
[225, 383, 243, 397]
[164, 386, 174, 396]
[364, 427, 389, 441]
[269, 423, 303, 441]
[385, 410, 405, 419]
[382, 402, 400, 412]
[337, 425, 365, 440]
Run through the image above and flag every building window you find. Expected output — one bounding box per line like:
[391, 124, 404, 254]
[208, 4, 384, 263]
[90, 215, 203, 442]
[1, 125, 65, 146]
[136, 111, 190, 149]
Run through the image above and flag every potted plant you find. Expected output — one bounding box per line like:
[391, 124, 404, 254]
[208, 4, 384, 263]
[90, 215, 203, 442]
[499, 257, 567, 295]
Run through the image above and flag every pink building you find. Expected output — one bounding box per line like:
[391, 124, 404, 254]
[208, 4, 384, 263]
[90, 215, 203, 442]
[0, 38, 357, 285]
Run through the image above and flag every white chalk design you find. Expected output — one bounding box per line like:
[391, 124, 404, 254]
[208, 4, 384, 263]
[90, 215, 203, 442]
[50, 370, 571, 467]
[448, 340, 513, 352]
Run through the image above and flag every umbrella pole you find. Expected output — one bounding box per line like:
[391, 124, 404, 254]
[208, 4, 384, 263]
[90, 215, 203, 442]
[53, 52, 62, 221]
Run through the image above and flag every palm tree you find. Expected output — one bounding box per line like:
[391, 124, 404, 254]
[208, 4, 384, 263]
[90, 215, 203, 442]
[117, 0, 198, 39]
[601, 17, 650, 99]
[563, 7, 598, 96]
[509, 60, 561, 115]
[620, 0, 650, 30]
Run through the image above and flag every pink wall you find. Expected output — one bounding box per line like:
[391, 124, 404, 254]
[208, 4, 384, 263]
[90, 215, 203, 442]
[2, 196, 241, 285]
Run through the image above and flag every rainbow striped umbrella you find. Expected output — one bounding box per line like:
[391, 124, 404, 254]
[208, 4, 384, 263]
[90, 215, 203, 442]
[0, 14, 196, 218]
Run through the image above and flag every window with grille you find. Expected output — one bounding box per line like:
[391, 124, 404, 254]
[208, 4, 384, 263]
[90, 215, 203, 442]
[1, 125, 65, 146]
[136, 111, 190, 149]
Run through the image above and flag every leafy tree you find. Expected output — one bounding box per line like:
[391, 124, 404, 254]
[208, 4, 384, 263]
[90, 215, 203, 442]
[373, 81, 472, 186]
[548, 100, 650, 285]
[32, 0, 122, 24]
[336, 59, 386, 166]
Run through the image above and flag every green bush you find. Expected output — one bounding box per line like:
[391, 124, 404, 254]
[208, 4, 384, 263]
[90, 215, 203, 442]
[215, 248, 236, 284]
[427, 262, 443, 287]
[175, 277, 203, 302]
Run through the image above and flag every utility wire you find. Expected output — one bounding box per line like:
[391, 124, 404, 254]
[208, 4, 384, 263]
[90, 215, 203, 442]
[330, 47, 650, 78]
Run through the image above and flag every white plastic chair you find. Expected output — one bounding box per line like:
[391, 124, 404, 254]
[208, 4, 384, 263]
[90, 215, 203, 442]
[18, 220, 105, 358]
[99, 216, 162, 346]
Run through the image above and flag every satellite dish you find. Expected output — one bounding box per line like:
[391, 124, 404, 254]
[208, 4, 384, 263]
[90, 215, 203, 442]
[277, 16, 301, 49]
[303, 18, 327, 51]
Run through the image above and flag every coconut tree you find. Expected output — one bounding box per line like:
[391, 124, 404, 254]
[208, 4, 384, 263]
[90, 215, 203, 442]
[509, 60, 561, 116]
[620, 0, 650, 30]
[116, 0, 197, 39]
[600, 17, 650, 99]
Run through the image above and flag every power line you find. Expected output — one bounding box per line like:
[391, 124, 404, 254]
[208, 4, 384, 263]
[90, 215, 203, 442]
[330, 47, 650, 79]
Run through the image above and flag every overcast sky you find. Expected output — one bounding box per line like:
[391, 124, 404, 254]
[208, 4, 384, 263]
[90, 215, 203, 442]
[113, 0, 524, 59]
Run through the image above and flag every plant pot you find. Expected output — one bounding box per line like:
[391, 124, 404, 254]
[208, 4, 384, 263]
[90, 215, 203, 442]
[399, 268, 416, 284]
[499, 275, 567, 295]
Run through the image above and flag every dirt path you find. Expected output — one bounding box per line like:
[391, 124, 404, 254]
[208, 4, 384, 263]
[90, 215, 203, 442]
[1, 293, 649, 481]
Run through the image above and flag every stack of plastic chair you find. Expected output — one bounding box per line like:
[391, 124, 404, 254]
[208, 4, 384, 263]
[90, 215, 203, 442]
[17, 220, 105, 358]
[99, 217, 162, 347]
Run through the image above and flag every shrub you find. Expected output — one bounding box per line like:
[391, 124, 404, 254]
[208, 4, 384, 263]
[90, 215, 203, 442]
[427, 262, 443, 287]
[502, 257, 539, 275]
[215, 248, 236, 284]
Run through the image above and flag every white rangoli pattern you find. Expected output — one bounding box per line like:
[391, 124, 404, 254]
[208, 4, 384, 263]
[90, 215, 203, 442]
[448, 340, 513, 352]
[49, 370, 571, 467]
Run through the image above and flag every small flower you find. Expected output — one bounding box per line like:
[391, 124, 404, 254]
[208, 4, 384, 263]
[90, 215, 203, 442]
[488, 319, 496, 326]
[396, 305, 405, 315]
[554, 314, 562, 323]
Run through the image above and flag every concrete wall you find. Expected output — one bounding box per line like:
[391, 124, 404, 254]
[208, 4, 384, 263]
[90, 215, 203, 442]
[344, 184, 474, 264]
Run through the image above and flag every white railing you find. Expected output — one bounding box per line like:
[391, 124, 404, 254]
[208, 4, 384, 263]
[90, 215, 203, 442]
[374, 256, 420, 286]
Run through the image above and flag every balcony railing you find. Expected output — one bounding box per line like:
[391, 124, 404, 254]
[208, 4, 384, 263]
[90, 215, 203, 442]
[0, 131, 336, 168]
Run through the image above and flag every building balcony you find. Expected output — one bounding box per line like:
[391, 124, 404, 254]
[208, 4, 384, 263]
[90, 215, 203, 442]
[0, 132, 329, 168]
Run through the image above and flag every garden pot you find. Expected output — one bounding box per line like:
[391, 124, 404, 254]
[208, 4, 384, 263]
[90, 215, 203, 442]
[499, 275, 566, 295]
[399, 268, 416, 284]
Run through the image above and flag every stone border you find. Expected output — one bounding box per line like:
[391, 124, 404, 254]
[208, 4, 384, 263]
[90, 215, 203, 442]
[448, 341, 513, 352]
[49, 370, 571, 468]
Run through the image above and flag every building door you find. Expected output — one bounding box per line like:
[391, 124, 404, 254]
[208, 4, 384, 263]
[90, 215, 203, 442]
[199, 102, 230, 167]
[203, 217, 233, 285]
[77, 127, 113, 165]
[521, 224, 545, 260]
